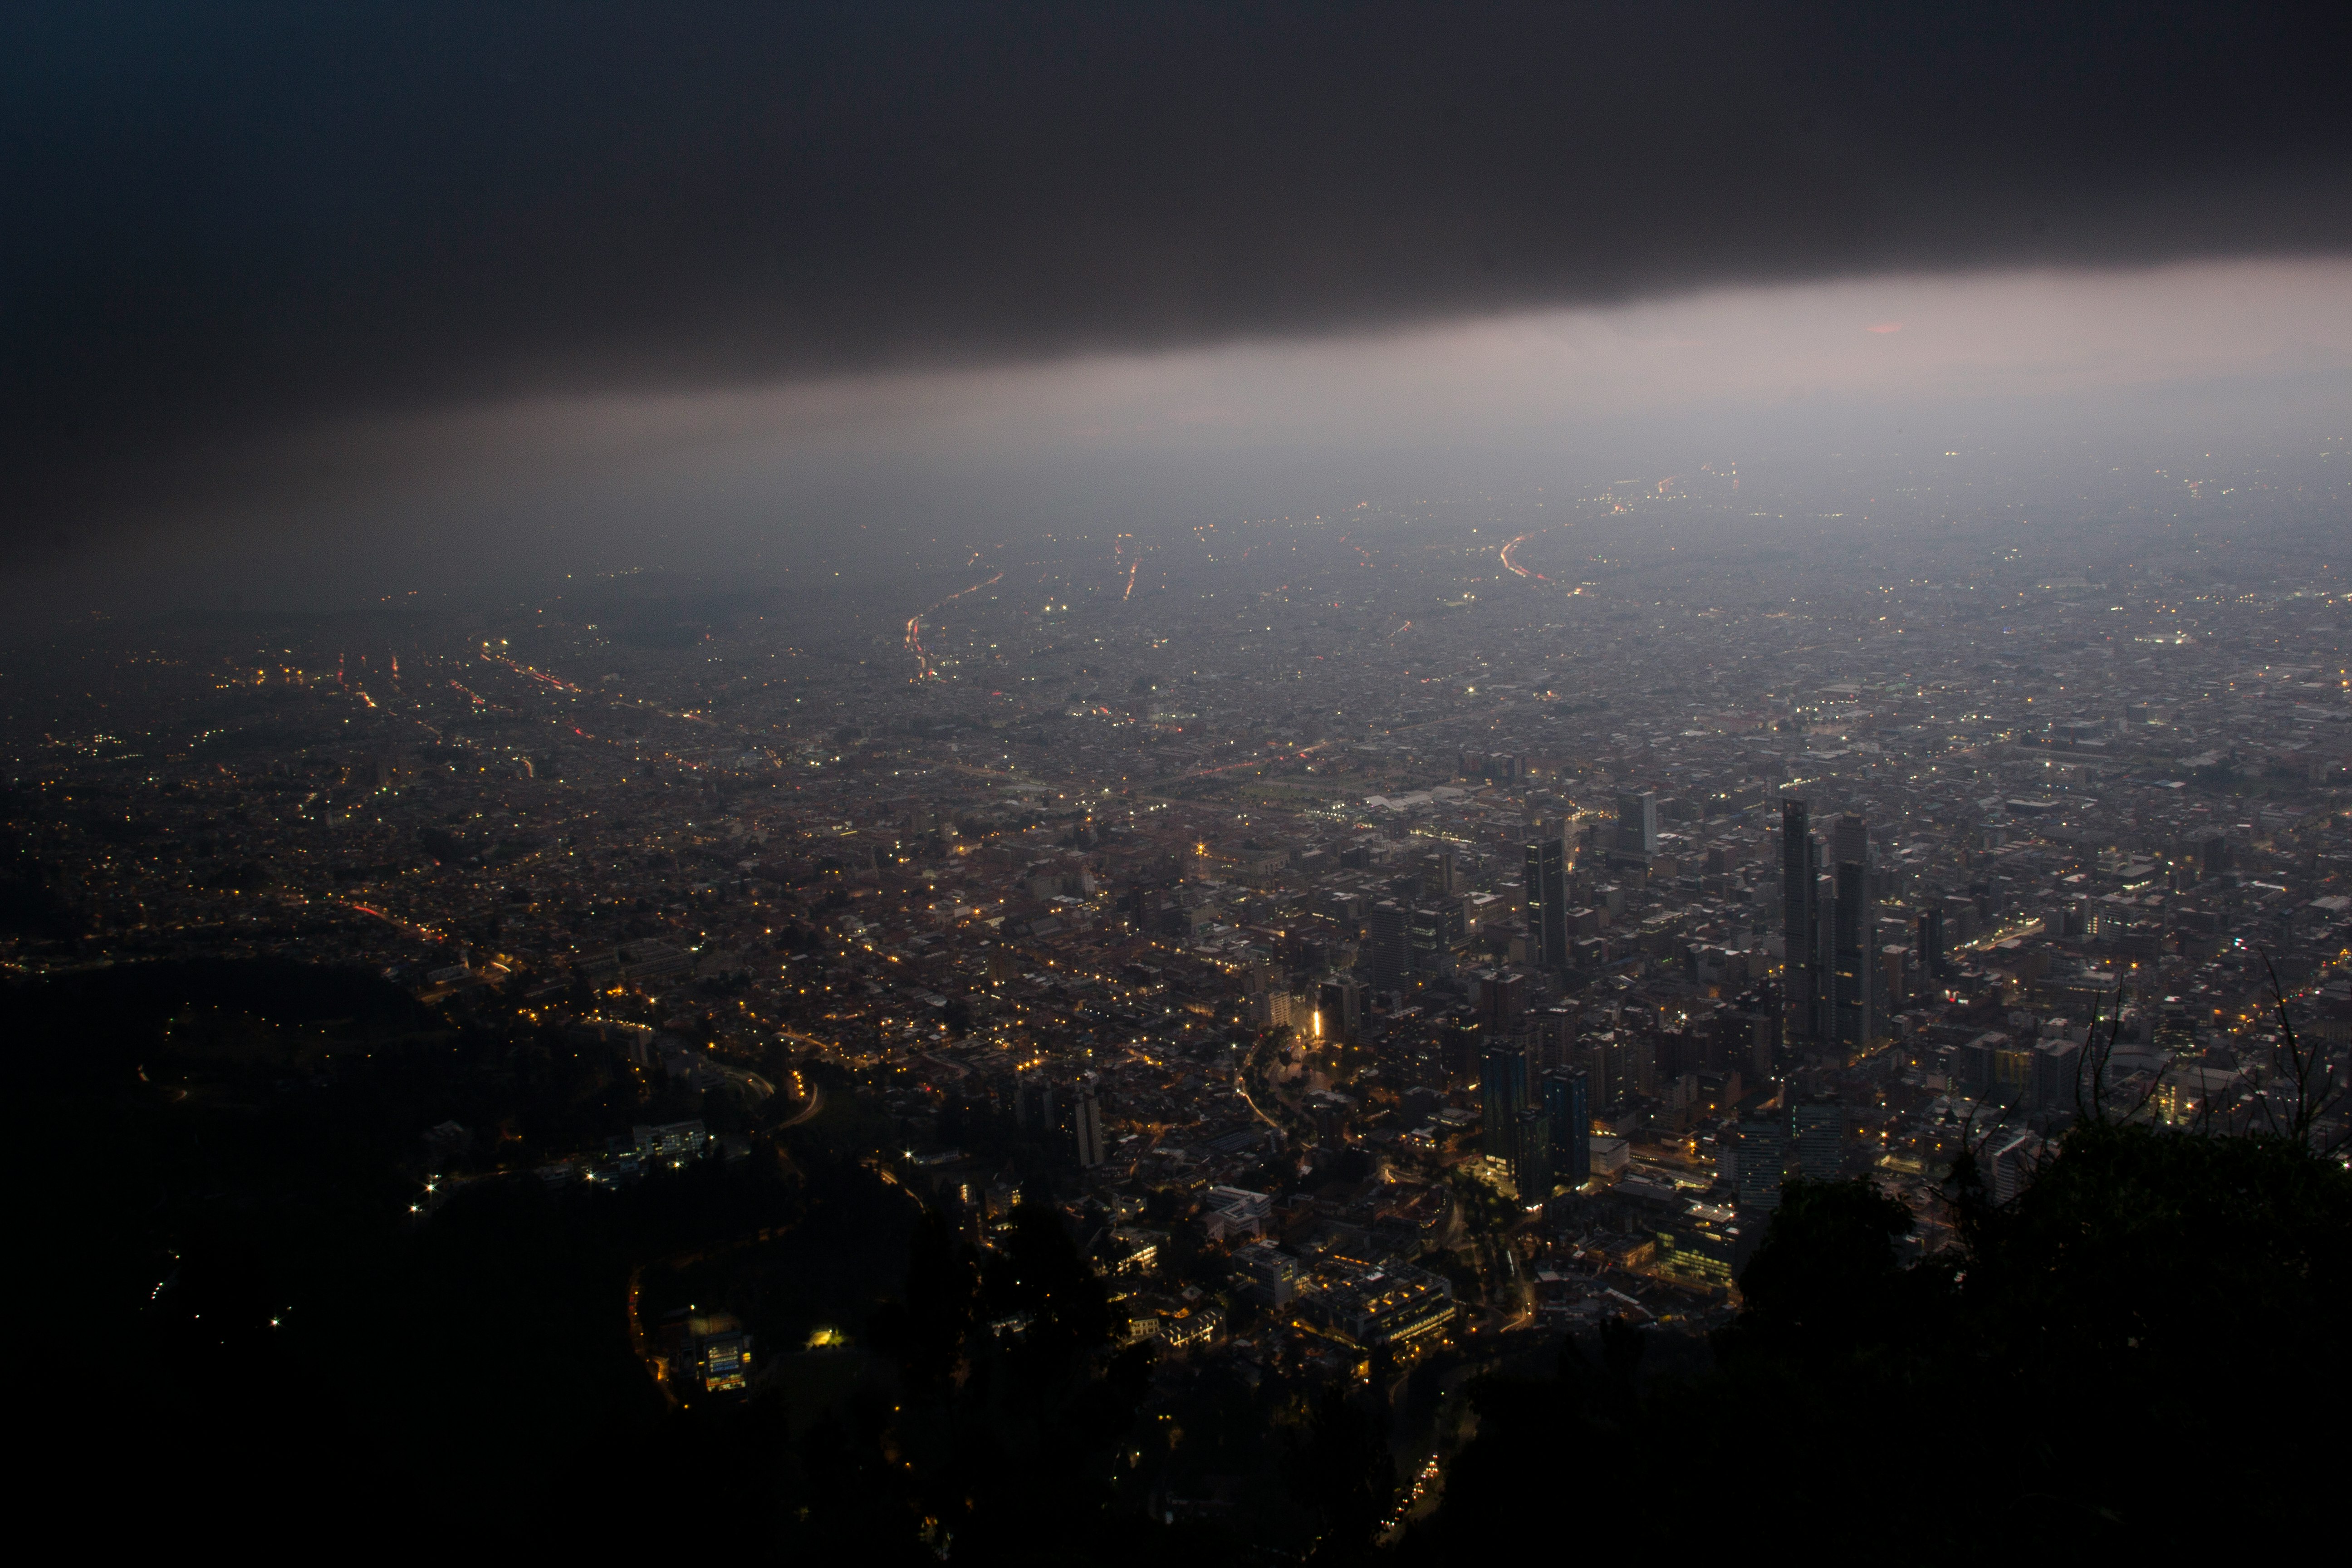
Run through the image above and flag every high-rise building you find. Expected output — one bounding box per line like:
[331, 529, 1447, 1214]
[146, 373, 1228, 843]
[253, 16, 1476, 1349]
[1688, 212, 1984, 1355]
[1408, 902, 1447, 973]
[1831, 812, 1868, 881]
[1622, 1031, 1657, 1098]
[1577, 1033, 1622, 1107]
[1532, 1006, 1578, 1071]
[1475, 969, 1528, 1025]
[1832, 817, 1873, 1058]
[1510, 1108, 1552, 1201]
[1791, 1100, 1842, 1181]
[1524, 838, 1568, 970]
[1231, 1241, 1299, 1307]
[1781, 800, 1822, 1041]
[1814, 867, 1838, 1026]
[1073, 1077, 1106, 1169]
[1727, 985, 1781, 1080]
[1612, 791, 1658, 865]
[1880, 944, 1910, 1014]
[1316, 977, 1363, 1044]
[2032, 1037, 2083, 1114]
[1012, 1073, 1056, 1137]
[1540, 1068, 1591, 1184]
[1733, 1114, 1787, 1211]
[1916, 906, 1945, 985]
[1368, 900, 1410, 995]
[2198, 833, 2227, 881]
[1986, 1128, 2044, 1204]
[1482, 1044, 1529, 1156]
[1442, 1018, 1485, 1089]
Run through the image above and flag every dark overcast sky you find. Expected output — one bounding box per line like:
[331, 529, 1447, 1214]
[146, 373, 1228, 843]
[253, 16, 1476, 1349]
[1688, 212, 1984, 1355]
[6, 2, 2350, 534]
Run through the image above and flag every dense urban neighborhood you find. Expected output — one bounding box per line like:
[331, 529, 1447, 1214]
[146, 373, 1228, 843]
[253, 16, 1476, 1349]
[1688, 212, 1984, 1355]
[11, 456, 2349, 1550]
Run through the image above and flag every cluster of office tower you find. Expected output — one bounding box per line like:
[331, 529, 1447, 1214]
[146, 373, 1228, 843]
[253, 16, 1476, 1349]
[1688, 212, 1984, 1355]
[1779, 798, 1931, 1062]
[1478, 1033, 1593, 1204]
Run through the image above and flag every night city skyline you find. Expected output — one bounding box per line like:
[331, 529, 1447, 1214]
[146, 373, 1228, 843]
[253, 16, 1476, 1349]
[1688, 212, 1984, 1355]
[8, 6, 2350, 1559]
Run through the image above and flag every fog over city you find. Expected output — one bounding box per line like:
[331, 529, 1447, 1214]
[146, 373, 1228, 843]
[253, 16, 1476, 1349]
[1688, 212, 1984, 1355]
[10, 5, 2352, 1560]
[15, 258, 2349, 617]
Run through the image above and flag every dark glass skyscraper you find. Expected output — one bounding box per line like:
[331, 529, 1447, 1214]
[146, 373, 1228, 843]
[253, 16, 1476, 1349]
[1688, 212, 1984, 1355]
[1316, 976, 1363, 1043]
[1368, 900, 1410, 995]
[1916, 906, 1945, 985]
[1613, 790, 1658, 858]
[1540, 1067, 1590, 1184]
[1482, 1043, 1529, 1156]
[1511, 1108, 1552, 1200]
[1831, 813, 1872, 1058]
[1832, 812, 1869, 882]
[1524, 837, 1567, 970]
[1073, 1076, 1106, 1169]
[1792, 1100, 1842, 1181]
[1408, 902, 1446, 973]
[1781, 799, 1821, 1041]
[1735, 1112, 1787, 1212]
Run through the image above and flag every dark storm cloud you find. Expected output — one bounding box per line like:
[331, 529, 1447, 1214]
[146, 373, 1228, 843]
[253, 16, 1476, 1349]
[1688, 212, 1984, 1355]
[7, 2, 2349, 529]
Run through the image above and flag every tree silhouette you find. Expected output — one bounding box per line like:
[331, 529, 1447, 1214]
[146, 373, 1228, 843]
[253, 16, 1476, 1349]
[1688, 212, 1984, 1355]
[1285, 1384, 1396, 1567]
[1409, 1114, 2352, 1563]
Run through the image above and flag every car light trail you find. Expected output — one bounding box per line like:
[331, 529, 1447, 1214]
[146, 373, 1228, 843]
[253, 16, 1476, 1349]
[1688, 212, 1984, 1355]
[906, 572, 1004, 679]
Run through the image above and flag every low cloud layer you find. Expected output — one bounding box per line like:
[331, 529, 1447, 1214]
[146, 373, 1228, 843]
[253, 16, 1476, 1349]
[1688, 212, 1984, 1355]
[12, 260, 2341, 627]
[8, 4, 2351, 534]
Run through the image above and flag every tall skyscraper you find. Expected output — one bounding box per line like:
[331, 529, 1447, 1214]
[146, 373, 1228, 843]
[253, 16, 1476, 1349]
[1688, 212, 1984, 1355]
[1532, 1006, 1578, 1071]
[1986, 1129, 2044, 1204]
[1832, 812, 1869, 879]
[1781, 799, 1822, 1040]
[1879, 944, 1910, 1014]
[1727, 986, 1781, 1079]
[1524, 837, 1568, 970]
[1831, 813, 1872, 1057]
[1815, 868, 1837, 1033]
[1511, 1108, 1552, 1201]
[2032, 1037, 2083, 1114]
[1482, 1043, 1529, 1156]
[1622, 1031, 1657, 1098]
[1368, 900, 1410, 995]
[1013, 1072, 1056, 1137]
[1734, 1113, 1787, 1211]
[1916, 906, 1945, 984]
[1578, 1032, 1624, 1107]
[1408, 902, 1446, 973]
[1791, 1100, 1842, 1181]
[1316, 976, 1363, 1043]
[1540, 1067, 1591, 1184]
[1613, 791, 1658, 861]
[1475, 969, 1528, 1025]
[1073, 1077, 1106, 1169]
[2198, 833, 2227, 881]
[1443, 1018, 1485, 1090]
